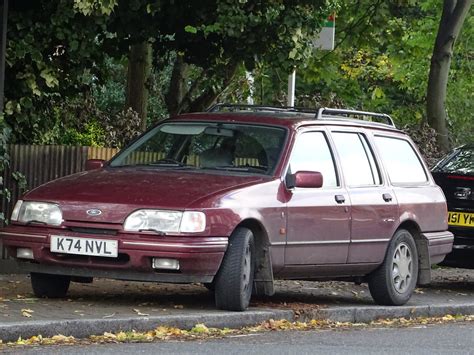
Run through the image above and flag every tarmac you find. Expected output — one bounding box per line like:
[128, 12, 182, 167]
[0, 267, 473, 342]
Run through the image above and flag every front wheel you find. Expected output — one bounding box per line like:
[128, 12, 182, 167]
[30, 273, 71, 298]
[368, 229, 418, 305]
[214, 227, 255, 311]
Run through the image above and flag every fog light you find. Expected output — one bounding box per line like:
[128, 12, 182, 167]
[152, 258, 180, 271]
[17, 248, 34, 260]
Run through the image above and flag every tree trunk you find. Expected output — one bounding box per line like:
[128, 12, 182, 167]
[165, 55, 190, 116]
[125, 41, 152, 132]
[165, 56, 239, 115]
[426, 0, 472, 153]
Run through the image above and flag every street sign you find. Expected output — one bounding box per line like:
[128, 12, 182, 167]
[313, 14, 335, 51]
[288, 14, 335, 106]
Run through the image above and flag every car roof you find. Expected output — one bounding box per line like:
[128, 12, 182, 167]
[170, 111, 403, 134]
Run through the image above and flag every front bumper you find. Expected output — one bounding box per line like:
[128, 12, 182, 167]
[0, 225, 228, 283]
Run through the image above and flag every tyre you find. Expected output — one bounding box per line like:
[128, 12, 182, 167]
[214, 227, 255, 311]
[368, 229, 418, 305]
[203, 281, 215, 292]
[30, 273, 71, 298]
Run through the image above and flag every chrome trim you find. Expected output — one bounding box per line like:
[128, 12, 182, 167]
[0, 232, 48, 240]
[351, 238, 390, 243]
[86, 209, 103, 216]
[427, 236, 454, 243]
[122, 241, 228, 248]
[286, 240, 350, 245]
[271, 242, 286, 246]
[427, 235, 454, 240]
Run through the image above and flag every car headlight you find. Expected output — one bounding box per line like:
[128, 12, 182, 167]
[12, 200, 63, 226]
[123, 210, 206, 233]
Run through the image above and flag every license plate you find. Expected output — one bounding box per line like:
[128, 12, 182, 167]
[50, 236, 118, 258]
[448, 211, 474, 227]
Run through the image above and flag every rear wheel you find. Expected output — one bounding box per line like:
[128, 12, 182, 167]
[30, 273, 71, 298]
[368, 229, 418, 305]
[214, 227, 255, 311]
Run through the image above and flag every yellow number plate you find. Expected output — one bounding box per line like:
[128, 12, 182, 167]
[448, 211, 474, 227]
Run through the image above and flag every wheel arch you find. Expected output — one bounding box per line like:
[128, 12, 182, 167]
[396, 220, 431, 285]
[236, 218, 275, 296]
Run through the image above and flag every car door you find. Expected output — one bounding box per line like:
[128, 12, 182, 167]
[285, 130, 351, 265]
[330, 130, 398, 264]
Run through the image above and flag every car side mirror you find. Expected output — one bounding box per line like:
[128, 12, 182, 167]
[85, 159, 105, 171]
[293, 171, 323, 188]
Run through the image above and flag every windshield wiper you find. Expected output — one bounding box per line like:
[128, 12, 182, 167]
[147, 158, 185, 166]
[205, 165, 268, 174]
[111, 160, 194, 169]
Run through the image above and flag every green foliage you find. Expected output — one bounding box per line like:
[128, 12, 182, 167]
[295, 0, 473, 145]
[3, 0, 470, 151]
[74, 0, 118, 15]
[61, 121, 107, 147]
[4, 1, 112, 143]
[0, 115, 12, 219]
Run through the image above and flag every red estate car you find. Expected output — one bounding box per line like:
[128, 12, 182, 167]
[0, 106, 453, 311]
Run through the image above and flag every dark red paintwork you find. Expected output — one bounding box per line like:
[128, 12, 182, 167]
[85, 159, 105, 170]
[294, 171, 323, 188]
[0, 111, 454, 286]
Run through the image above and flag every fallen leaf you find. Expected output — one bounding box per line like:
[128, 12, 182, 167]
[133, 309, 150, 316]
[102, 313, 116, 319]
[21, 308, 34, 317]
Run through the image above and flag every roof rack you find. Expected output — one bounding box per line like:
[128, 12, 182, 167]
[207, 103, 396, 128]
[207, 104, 318, 114]
[316, 108, 395, 127]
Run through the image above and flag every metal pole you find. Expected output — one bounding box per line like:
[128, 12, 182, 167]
[0, 0, 8, 112]
[245, 71, 254, 105]
[287, 69, 296, 107]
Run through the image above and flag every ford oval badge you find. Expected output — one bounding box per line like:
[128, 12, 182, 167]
[86, 209, 102, 216]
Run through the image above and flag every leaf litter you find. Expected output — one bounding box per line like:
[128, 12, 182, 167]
[1, 314, 473, 349]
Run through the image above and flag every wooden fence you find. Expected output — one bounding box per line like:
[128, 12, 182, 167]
[1, 145, 119, 260]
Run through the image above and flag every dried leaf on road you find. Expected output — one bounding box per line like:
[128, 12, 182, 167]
[102, 313, 116, 319]
[133, 308, 150, 316]
[21, 309, 34, 318]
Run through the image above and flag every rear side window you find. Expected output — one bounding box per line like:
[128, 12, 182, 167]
[374, 136, 428, 184]
[332, 132, 381, 187]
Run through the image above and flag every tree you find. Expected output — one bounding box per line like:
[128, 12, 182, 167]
[426, 0, 472, 153]
[3, 0, 111, 142]
[125, 42, 152, 131]
[99, 0, 337, 116]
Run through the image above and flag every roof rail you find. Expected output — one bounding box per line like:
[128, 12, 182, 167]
[207, 103, 318, 114]
[316, 108, 395, 127]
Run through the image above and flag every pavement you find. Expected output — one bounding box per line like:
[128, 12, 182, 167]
[0, 267, 474, 342]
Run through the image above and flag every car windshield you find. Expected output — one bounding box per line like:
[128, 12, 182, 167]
[109, 122, 286, 175]
[433, 146, 474, 175]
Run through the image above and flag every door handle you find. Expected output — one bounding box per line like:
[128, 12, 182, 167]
[335, 195, 345, 204]
[383, 193, 393, 202]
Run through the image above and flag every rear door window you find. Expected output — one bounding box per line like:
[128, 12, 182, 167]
[331, 132, 381, 186]
[374, 135, 428, 184]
